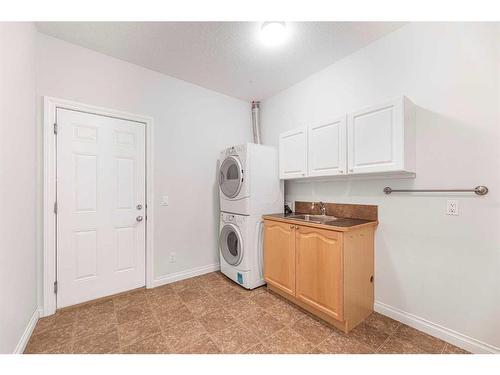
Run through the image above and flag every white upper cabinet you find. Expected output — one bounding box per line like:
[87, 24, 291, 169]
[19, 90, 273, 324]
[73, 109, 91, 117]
[279, 127, 308, 179]
[308, 116, 347, 177]
[278, 96, 416, 180]
[347, 96, 415, 175]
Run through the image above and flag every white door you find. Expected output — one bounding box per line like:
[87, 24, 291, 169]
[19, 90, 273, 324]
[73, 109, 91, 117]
[308, 116, 347, 177]
[279, 127, 308, 179]
[347, 98, 404, 174]
[56, 108, 146, 308]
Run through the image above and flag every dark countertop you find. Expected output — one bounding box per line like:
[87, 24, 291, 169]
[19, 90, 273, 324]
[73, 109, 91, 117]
[262, 213, 378, 232]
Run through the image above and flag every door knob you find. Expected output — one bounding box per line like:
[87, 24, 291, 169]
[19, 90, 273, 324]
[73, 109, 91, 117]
[136, 216, 143, 222]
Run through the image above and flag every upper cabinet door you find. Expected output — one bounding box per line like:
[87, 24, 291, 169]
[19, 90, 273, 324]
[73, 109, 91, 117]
[279, 127, 308, 179]
[347, 96, 414, 174]
[308, 116, 347, 177]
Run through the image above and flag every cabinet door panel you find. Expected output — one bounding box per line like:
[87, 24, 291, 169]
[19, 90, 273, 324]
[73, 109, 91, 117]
[296, 226, 343, 320]
[308, 117, 347, 177]
[347, 98, 403, 174]
[264, 221, 296, 295]
[279, 127, 307, 179]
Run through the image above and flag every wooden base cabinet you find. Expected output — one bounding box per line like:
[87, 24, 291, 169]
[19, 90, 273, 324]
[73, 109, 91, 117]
[263, 219, 375, 333]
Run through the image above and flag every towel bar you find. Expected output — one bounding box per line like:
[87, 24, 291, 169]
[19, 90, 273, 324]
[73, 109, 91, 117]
[383, 186, 489, 196]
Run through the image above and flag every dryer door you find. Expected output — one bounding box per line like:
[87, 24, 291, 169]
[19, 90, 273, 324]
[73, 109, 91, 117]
[219, 224, 243, 266]
[219, 156, 243, 199]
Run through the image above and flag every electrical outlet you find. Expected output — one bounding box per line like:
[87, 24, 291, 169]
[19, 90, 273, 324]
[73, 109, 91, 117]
[161, 195, 169, 206]
[169, 252, 176, 263]
[446, 200, 459, 216]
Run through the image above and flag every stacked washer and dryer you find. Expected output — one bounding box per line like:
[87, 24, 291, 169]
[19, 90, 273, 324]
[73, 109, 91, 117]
[218, 143, 283, 289]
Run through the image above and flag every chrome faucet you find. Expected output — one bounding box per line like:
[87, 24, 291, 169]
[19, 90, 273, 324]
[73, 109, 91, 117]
[319, 201, 326, 216]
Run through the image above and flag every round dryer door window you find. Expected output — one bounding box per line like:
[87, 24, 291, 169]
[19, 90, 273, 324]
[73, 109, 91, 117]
[219, 156, 243, 198]
[219, 224, 243, 266]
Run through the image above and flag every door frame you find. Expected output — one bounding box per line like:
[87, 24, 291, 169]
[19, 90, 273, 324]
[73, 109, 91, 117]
[43, 96, 155, 317]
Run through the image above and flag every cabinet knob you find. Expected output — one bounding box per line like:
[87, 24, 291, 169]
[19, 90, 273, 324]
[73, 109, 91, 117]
[349, 169, 354, 172]
[290, 225, 294, 229]
[339, 170, 344, 174]
[295, 225, 299, 229]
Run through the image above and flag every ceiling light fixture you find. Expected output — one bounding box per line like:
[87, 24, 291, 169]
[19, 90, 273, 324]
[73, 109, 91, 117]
[260, 22, 288, 47]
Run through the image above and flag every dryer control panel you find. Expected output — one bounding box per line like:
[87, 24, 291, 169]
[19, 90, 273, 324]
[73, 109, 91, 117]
[220, 144, 245, 158]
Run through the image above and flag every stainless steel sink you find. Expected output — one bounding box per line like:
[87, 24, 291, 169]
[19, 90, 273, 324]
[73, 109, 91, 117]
[287, 214, 339, 224]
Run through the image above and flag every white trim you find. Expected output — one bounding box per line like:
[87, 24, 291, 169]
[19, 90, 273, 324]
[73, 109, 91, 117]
[13, 308, 42, 354]
[374, 301, 500, 354]
[152, 263, 220, 288]
[43, 96, 155, 317]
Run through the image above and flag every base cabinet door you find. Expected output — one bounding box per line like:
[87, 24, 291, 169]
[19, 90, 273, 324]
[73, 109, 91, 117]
[264, 221, 296, 295]
[295, 226, 343, 320]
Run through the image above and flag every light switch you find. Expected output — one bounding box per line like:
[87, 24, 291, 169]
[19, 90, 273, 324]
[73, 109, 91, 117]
[161, 195, 169, 206]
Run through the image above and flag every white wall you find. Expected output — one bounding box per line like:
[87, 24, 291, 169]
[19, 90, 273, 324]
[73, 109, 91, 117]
[36, 34, 252, 303]
[262, 23, 500, 351]
[0, 23, 38, 353]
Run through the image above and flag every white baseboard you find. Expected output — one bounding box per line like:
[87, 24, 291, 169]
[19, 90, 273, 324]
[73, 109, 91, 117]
[375, 301, 499, 354]
[151, 263, 220, 289]
[13, 308, 42, 354]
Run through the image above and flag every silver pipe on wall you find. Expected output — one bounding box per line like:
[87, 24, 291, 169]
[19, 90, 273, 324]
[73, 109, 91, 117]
[251, 101, 262, 144]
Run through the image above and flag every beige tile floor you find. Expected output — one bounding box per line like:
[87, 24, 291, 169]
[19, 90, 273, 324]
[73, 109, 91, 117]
[25, 272, 469, 354]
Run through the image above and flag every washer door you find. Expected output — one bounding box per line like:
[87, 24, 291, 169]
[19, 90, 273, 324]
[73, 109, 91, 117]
[219, 224, 243, 266]
[219, 156, 243, 199]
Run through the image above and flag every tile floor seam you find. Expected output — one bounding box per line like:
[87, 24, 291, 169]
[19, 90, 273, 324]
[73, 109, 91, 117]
[198, 322, 222, 354]
[112, 303, 124, 352]
[440, 342, 447, 353]
[203, 320, 254, 354]
[372, 321, 401, 353]
[178, 299, 234, 353]
[309, 331, 335, 353]
[230, 305, 275, 353]
[374, 334, 392, 353]
[143, 294, 172, 353]
[380, 322, 396, 350]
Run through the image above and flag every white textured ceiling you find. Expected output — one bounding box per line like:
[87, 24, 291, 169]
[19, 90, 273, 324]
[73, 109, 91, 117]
[36, 22, 405, 101]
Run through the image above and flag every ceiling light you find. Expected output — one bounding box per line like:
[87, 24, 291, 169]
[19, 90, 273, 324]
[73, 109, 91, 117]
[260, 22, 288, 47]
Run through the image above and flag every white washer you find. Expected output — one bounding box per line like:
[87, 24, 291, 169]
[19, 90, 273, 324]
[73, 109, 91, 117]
[218, 212, 265, 289]
[219, 143, 283, 216]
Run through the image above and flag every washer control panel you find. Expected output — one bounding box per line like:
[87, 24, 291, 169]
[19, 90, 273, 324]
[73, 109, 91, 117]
[221, 212, 245, 225]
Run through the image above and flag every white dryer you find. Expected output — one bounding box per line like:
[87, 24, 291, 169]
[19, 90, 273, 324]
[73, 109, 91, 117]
[219, 143, 283, 216]
[218, 212, 265, 289]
